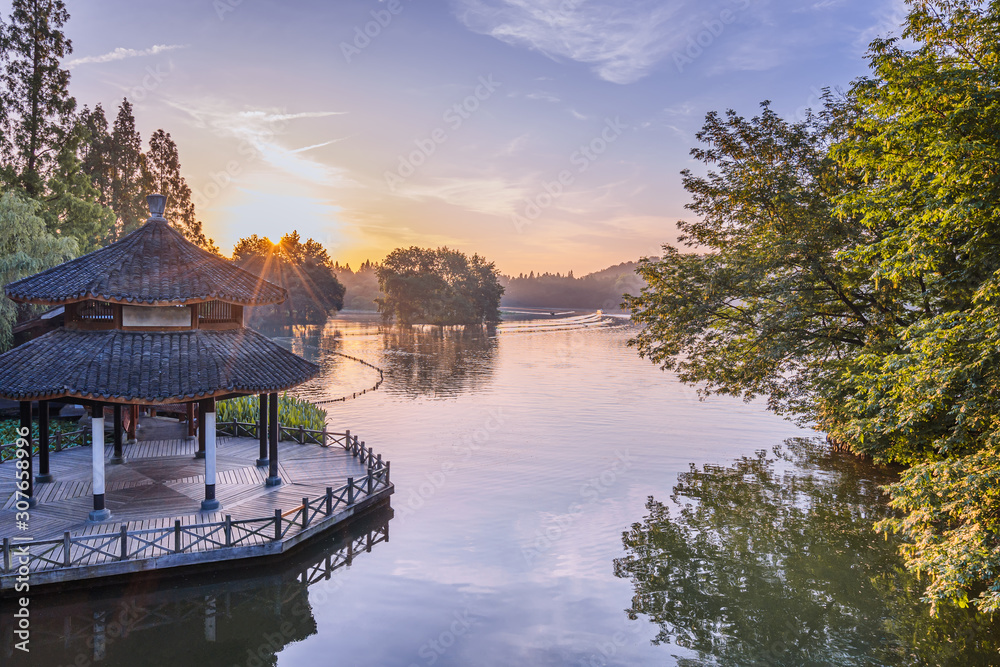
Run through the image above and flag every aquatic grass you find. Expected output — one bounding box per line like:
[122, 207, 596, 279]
[0, 418, 91, 460]
[216, 393, 327, 431]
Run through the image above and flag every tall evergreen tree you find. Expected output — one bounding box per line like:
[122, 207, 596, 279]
[0, 0, 75, 196]
[78, 103, 113, 207]
[143, 129, 218, 253]
[41, 120, 115, 253]
[108, 98, 146, 239]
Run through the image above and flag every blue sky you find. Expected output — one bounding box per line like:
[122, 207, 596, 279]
[39, 0, 904, 273]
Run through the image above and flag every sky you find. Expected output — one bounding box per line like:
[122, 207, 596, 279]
[34, 0, 905, 275]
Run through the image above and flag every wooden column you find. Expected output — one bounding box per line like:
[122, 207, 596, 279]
[19, 402, 36, 508]
[36, 399, 53, 483]
[256, 393, 269, 467]
[266, 392, 281, 487]
[200, 397, 220, 511]
[195, 402, 206, 459]
[186, 402, 196, 438]
[110, 404, 124, 464]
[89, 402, 110, 521]
[127, 405, 138, 442]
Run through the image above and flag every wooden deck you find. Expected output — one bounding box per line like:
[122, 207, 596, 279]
[0, 434, 393, 590]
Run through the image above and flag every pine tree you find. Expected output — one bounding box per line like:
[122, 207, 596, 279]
[143, 129, 218, 253]
[78, 104, 113, 207]
[0, 0, 75, 196]
[108, 98, 146, 239]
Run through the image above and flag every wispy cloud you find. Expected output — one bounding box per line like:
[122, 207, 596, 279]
[452, 0, 693, 84]
[525, 91, 561, 103]
[67, 44, 187, 68]
[168, 101, 350, 186]
[392, 176, 530, 217]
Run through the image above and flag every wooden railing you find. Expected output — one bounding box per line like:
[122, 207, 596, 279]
[1, 430, 391, 576]
[6, 518, 389, 658]
[0, 428, 90, 463]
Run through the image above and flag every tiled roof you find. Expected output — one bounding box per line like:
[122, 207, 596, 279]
[5, 219, 286, 306]
[0, 328, 319, 403]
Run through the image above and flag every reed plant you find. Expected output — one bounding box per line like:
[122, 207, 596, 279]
[216, 393, 327, 431]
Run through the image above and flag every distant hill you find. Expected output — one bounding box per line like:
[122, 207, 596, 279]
[499, 261, 645, 311]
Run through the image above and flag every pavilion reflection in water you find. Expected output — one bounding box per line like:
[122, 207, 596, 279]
[0, 508, 390, 666]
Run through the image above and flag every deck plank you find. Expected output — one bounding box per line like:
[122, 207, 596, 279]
[0, 435, 372, 543]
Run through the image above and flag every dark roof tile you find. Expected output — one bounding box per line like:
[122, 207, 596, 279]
[0, 328, 319, 403]
[5, 219, 286, 306]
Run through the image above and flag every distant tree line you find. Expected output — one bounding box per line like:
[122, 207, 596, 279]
[500, 261, 645, 310]
[333, 260, 381, 312]
[0, 0, 215, 350]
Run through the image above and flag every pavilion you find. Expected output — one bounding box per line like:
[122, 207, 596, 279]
[0, 194, 319, 521]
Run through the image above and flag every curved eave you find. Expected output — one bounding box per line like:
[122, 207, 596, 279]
[5, 290, 288, 308]
[0, 328, 319, 404]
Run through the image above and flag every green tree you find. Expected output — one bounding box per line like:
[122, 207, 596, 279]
[0, 0, 75, 196]
[624, 102, 900, 423]
[624, 0, 1000, 614]
[376, 246, 503, 326]
[830, 0, 1000, 613]
[0, 190, 76, 350]
[108, 98, 146, 239]
[77, 103, 113, 208]
[143, 129, 218, 253]
[233, 232, 345, 327]
[39, 119, 116, 252]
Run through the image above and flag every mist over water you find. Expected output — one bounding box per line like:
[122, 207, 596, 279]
[6, 313, 999, 665]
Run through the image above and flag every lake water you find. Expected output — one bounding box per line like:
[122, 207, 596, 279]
[7, 313, 1000, 666]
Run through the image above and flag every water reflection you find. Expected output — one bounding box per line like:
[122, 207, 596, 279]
[379, 325, 497, 399]
[1, 507, 391, 666]
[613, 439, 1000, 666]
[262, 317, 500, 403]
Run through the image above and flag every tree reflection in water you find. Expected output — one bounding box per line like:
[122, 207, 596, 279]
[613, 439, 1000, 666]
[379, 325, 497, 399]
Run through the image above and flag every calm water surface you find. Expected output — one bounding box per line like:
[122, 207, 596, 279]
[7, 313, 1000, 666]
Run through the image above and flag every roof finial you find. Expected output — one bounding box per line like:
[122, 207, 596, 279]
[147, 194, 167, 221]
